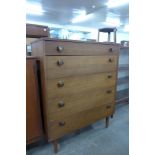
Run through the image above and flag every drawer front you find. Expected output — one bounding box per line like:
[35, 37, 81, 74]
[46, 72, 117, 100]
[45, 41, 119, 55]
[46, 56, 118, 79]
[47, 86, 115, 120]
[48, 103, 114, 141]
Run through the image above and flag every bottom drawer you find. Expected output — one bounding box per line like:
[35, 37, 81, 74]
[48, 103, 114, 141]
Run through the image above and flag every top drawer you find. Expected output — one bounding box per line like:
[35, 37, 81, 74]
[45, 40, 119, 56]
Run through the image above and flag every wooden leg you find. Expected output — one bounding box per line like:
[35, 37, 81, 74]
[105, 117, 109, 128]
[75, 129, 81, 135]
[53, 140, 59, 153]
[111, 114, 113, 118]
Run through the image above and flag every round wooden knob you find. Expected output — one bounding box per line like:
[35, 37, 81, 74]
[58, 101, 65, 107]
[57, 46, 64, 52]
[107, 74, 112, 78]
[59, 121, 65, 126]
[57, 59, 64, 66]
[109, 48, 113, 52]
[108, 58, 113, 62]
[57, 80, 64, 87]
[106, 105, 111, 109]
[106, 90, 112, 94]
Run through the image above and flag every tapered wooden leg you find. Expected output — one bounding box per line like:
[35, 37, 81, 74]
[53, 140, 59, 153]
[105, 117, 109, 128]
[75, 129, 81, 135]
[111, 114, 113, 118]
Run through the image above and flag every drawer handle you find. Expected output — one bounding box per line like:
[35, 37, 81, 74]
[58, 101, 65, 107]
[57, 59, 64, 66]
[106, 90, 112, 94]
[57, 46, 64, 52]
[108, 58, 113, 62]
[57, 80, 64, 87]
[59, 121, 65, 126]
[106, 105, 111, 109]
[109, 48, 113, 52]
[107, 74, 112, 79]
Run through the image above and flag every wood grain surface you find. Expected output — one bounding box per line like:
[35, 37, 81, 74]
[45, 40, 119, 56]
[46, 56, 118, 79]
[26, 58, 43, 144]
[48, 103, 114, 141]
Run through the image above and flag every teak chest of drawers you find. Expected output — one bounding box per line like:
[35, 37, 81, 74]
[31, 38, 119, 153]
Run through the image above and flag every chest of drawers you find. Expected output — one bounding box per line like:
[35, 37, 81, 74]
[31, 38, 119, 153]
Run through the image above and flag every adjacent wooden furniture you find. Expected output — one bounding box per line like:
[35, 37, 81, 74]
[26, 23, 50, 56]
[26, 57, 43, 144]
[98, 27, 117, 42]
[116, 46, 129, 104]
[31, 38, 119, 153]
[26, 24, 49, 38]
[26, 38, 39, 56]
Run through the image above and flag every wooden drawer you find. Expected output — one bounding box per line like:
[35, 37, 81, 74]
[46, 56, 118, 79]
[47, 86, 115, 120]
[48, 103, 114, 141]
[45, 40, 119, 55]
[46, 72, 116, 100]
